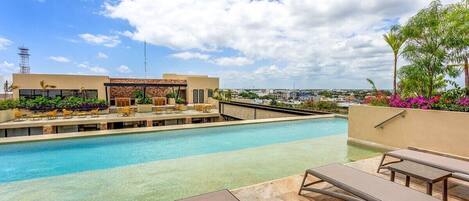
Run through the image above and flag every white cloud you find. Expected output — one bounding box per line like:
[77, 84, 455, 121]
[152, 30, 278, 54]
[0, 37, 12, 50]
[97, 52, 108, 59]
[105, 0, 457, 88]
[211, 56, 254, 66]
[171, 52, 253, 66]
[77, 63, 109, 74]
[0, 61, 15, 73]
[48, 56, 70, 63]
[117, 65, 132, 73]
[79, 33, 121, 47]
[171, 51, 211, 60]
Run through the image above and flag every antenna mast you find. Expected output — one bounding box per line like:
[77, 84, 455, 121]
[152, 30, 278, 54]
[144, 41, 147, 79]
[18, 47, 30, 74]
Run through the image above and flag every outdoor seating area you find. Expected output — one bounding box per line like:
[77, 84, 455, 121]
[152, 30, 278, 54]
[232, 152, 469, 201]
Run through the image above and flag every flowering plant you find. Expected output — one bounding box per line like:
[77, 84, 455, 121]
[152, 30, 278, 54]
[364, 93, 389, 106]
[389, 95, 439, 110]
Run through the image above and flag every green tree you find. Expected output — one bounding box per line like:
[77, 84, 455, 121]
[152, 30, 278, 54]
[3, 81, 18, 100]
[383, 25, 407, 95]
[400, 0, 460, 98]
[444, 0, 469, 92]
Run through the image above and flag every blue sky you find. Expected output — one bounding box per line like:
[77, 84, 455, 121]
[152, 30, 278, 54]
[0, 0, 462, 89]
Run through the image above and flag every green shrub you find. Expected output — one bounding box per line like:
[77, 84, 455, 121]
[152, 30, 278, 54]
[0, 99, 18, 110]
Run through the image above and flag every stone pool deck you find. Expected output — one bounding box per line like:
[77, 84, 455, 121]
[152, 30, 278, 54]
[232, 156, 469, 201]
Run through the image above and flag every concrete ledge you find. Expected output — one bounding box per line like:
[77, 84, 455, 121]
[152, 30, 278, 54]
[0, 114, 336, 145]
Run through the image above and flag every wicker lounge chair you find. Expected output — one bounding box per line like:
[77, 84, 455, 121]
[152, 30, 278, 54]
[119, 106, 132, 117]
[377, 148, 469, 182]
[90, 108, 100, 118]
[13, 109, 25, 121]
[46, 109, 58, 120]
[62, 109, 73, 119]
[299, 163, 439, 201]
[177, 189, 239, 201]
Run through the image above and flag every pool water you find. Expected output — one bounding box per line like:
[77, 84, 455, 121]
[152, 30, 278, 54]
[0, 118, 380, 201]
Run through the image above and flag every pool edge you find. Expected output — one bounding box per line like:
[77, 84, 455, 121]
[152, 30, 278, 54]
[0, 114, 340, 145]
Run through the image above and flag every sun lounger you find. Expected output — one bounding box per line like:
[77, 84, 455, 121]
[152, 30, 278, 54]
[377, 149, 469, 182]
[177, 189, 239, 201]
[299, 163, 439, 201]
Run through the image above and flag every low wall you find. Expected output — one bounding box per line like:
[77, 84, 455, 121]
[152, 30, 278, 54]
[349, 105, 469, 157]
[0, 110, 14, 123]
[222, 104, 298, 120]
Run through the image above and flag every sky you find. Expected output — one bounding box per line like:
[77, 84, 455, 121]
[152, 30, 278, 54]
[0, 0, 463, 90]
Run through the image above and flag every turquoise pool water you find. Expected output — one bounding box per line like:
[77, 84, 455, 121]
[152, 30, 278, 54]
[0, 118, 348, 183]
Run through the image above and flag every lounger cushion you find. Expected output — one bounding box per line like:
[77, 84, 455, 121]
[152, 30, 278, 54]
[177, 189, 239, 201]
[452, 172, 469, 181]
[307, 163, 439, 201]
[387, 149, 469, 176]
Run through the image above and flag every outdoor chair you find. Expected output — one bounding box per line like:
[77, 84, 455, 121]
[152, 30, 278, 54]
[76, 111, 88, 118]
[152, 97, 167, 106]
[90, 108, 100, 118]
[377, 148, 469, 183]
[119, 106, 132, 117]
[175, 104, 187, 113]
[299, 163, 439, 201]
[13, 109, 25, 121]
[29, 112, 43, 121]
[154, 107, 163, 114]
[62, 109, 73, 119]
[46, 109, 58, 120]
[202, 104, 212, 113]
[115, 97, 131, 107]
[194, 104, 204, 112]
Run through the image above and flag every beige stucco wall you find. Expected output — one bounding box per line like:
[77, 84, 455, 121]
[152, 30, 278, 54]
[349, 105, 469, 157]
[163, 74, 219, 104]
[12, 74, 109, 100]
[222, 104, 298, 120]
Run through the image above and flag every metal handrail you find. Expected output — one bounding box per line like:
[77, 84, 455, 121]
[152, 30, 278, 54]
[374, 110, 406, 129]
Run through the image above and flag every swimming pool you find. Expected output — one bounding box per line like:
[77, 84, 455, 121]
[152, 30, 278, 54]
[0, 118, 379, 201]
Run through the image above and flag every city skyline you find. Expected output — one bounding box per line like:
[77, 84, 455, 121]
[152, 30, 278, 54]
[0, 0, 464, 90]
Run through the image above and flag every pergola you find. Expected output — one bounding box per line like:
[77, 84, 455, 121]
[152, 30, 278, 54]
[103, 82, 187, 104]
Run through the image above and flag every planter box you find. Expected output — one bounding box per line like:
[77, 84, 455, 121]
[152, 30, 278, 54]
[137, 104, 153, 113]
[0, 109, 14, 123]
[349, 105, 469, 157]
[168, 98, 176, 105]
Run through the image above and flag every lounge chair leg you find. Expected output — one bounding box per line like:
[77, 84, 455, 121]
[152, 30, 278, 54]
[298, 171, 309, 195]
[377, 154, 387, 173]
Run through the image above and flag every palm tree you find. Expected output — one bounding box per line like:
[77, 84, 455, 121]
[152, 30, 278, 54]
[383, 25, 407, 95]
[39, 80, 56, 97]
[3, 80, 18, 100]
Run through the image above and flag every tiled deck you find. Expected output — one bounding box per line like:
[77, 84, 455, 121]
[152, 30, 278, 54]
[232, 156, 469, 201]
[0, 109, 220, 129]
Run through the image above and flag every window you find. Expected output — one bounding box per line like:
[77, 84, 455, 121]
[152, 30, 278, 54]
[19, 89, 98, 99]
[48, 90, 61, 98]
[198, 89, 204, 103]
[208, 89, 213, 98]
[193, 89, 199, 103]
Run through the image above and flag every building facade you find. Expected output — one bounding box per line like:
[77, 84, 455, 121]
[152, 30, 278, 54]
[12, 73, 219, 105]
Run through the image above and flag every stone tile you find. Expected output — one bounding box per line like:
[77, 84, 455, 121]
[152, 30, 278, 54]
[232, 156, 469, 201]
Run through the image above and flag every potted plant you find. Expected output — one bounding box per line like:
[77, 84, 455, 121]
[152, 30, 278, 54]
[166, 92, 177, 105]
[134, 90, 153, 113]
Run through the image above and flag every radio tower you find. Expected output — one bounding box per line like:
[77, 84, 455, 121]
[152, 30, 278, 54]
[18, 47, 30, 74]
